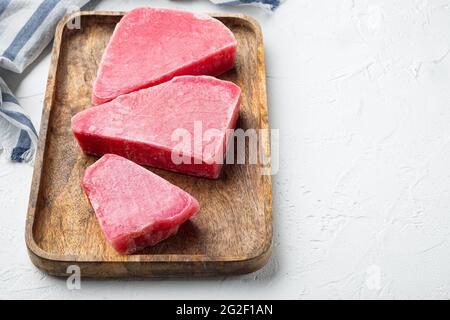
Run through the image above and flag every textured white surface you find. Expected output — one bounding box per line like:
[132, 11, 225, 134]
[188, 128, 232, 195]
[1, 0, 450, 299]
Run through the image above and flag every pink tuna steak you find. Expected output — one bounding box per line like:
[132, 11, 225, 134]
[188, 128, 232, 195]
[82, 154, 200, 254]
[92, 7, 237, 105]
[72, 76, 241, 179]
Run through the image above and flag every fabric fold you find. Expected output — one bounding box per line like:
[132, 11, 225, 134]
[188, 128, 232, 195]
[208, 0, 283, 11]
[0, 0, 90, 162]
[0, 77, 38, 162]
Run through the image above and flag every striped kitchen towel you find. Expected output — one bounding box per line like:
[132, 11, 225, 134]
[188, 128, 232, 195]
[0, 77, 37, 162]
[0, 0, 90, 162]
[0, 0, 90, 73]
[209, 0, 283, 10]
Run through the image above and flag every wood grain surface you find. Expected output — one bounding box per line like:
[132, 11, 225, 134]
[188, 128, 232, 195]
[25, 11, 272, 277]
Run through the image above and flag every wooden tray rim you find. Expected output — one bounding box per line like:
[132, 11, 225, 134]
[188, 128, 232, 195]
[25, 11, 272, 275]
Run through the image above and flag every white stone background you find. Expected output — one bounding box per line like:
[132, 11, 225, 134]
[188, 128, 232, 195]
[1, 0, 450, 299]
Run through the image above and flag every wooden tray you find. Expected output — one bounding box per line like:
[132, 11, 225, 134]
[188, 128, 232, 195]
[26, 11, 272, 277]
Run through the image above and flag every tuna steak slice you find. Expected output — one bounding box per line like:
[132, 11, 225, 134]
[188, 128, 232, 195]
[82, 154, 200, 254]
[72, 76, 241, 179]
[92, 7, 237, 105]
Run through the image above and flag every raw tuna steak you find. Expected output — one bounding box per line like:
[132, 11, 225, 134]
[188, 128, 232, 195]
[92, 7, 237, 105]
[72, 76, 241, 179]
[82, 154, 200, 254]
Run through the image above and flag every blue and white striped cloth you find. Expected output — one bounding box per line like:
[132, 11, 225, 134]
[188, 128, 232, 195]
[0, 0, 90, 163]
